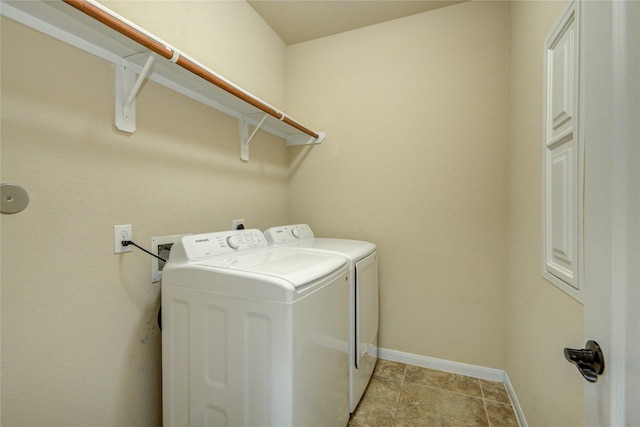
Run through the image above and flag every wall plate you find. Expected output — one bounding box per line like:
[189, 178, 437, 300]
[151, 234, 190, 283]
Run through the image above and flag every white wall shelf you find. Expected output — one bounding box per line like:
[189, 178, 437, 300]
[1, 0, 325, 161]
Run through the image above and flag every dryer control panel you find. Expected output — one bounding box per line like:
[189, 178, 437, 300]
[179, 229, 267, 260]
[264, 224, 314, 244]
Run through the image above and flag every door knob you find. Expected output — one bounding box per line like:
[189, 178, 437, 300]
[564, 340, 605, 383]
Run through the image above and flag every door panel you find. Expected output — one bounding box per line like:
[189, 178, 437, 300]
[546, 139, 577, 286]
[582, 1, 639, 425]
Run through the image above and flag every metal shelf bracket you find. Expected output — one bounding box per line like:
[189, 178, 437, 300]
[240, 113, 269, 161]
[115, 53, 156, 133]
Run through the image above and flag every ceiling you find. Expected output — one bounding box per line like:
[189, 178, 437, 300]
[247, 1, 467, 45]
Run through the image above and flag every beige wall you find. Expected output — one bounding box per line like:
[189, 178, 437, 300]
[2, 1, 587, 426]
[506, 1, 584, 425]
[0, 1, 288, 424]
[286, 1, 510, 369]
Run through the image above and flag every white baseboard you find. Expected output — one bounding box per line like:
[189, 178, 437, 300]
[504, 372, 528, 427]
[377, 347, 527, 427]
[378, 347, 505, 382]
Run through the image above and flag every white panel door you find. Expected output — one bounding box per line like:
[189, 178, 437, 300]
[580, 0, 639, 425]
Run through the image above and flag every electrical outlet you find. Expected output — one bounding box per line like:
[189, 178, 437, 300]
[114, 224, 132, 254]
[232, 219, 245, 230]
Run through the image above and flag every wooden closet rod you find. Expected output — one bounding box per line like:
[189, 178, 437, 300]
[63, 0, 319, 139]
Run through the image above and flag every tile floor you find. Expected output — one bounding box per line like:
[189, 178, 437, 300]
[349, 359, 519, 427]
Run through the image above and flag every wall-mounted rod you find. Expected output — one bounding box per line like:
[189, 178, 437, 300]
[62, 0, 320, 139]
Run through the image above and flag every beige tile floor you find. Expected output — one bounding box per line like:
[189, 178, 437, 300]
[349, 359, 519, 427]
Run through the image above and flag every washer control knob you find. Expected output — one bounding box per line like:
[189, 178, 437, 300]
[226, 235, 241, 250]
[291, 228, 300, 238]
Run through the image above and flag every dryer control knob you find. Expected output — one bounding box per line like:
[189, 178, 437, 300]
[226, 235, 240, 249]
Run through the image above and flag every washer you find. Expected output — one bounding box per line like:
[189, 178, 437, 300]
[263, 224, 378, 414]
[161, 229, 350, 427]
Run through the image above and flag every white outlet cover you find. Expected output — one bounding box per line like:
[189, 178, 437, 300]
[114, 225, 132, 253]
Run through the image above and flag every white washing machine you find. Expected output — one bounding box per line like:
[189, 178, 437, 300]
[161, 229, 350, 427]
[263, 224, 378, 414]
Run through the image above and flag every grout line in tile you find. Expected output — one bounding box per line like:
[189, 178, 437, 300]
[392, 364, 408, 418]
[404, 381, 486, 401]
[480, 379, 492, 427]
[485, 397, 514, 405]
[402, 375, 485, 400]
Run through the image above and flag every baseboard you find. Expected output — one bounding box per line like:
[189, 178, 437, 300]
[377, 347, 528, 427]
[378, 347, 505, 382]
[504, 372, 528, 427]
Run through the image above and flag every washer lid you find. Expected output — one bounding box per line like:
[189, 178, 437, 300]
[264, 225, 376, 260]
[298, 238, 376, 261]
[196, 247, 347, 288]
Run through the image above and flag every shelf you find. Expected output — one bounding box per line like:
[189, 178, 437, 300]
[1, 0, 325, 161]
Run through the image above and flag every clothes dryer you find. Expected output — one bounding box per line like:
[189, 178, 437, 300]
[161, 229, 350, 427]
[263, 224, 378, 414]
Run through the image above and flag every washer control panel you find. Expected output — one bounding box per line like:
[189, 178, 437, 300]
[263, 224, 314, 245]
[181, 229, 267, 260]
